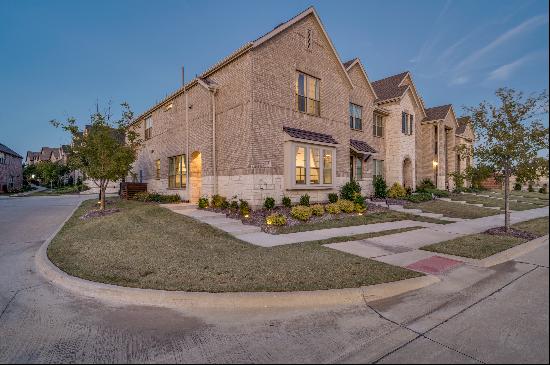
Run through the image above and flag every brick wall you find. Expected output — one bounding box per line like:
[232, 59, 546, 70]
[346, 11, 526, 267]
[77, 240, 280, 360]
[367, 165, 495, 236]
[0, 154, 23, 192]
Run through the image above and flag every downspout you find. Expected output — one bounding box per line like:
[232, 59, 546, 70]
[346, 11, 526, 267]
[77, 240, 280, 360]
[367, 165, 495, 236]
[211, 89, 218, 195]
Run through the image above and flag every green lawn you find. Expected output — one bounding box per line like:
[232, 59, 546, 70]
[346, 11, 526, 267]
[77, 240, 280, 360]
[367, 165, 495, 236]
[421, 217, 548, 259]
[450, 194, 546, 211]
[48, 199, 422, 292]
[404, 200, 500, 219]
[273, 211, 449, 234]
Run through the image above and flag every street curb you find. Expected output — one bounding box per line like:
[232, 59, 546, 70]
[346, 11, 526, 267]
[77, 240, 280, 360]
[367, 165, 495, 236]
[34, 202, 440, 310]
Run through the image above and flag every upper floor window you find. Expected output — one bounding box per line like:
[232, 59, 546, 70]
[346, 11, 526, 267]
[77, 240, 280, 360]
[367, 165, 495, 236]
[145, 116, 153, 140]
[349, 103, 362, 130]
[296, 72, 320, 116]
[373, 113, 384, 137]
[0, 152, 5, 164]
[401, 112, 414, 135]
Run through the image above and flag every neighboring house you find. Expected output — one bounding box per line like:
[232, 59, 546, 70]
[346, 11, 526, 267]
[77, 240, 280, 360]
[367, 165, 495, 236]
[0, 143, 23, 193]
[129, 7, 475, 206]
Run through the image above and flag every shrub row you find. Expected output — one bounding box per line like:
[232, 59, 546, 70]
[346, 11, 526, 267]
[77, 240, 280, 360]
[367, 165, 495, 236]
[133, 192, 181, 203]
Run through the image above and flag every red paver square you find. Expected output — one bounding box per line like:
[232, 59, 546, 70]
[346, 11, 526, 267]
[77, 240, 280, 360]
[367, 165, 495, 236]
[406, 256, 463, 275]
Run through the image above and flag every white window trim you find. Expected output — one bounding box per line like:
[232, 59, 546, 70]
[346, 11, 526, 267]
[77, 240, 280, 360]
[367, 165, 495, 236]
[286, 141, 336, 190]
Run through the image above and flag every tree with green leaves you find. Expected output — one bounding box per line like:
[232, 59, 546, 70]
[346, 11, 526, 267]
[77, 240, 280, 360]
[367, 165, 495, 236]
[51, 103, 141, 210]
[465, 87, 549, 231]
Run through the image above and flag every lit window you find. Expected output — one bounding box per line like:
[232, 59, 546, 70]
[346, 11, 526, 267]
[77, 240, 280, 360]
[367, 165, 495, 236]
[293, 144, 334, 186]
[309, 147, 320, 184]
[373, 113, 384, 137]
[168, 155, 186, 188]
[155, 159, 161, 179]
[296, 72, 320, 116]
[295, 146, 306, 184]
[145, 116, 153, 140]
[349, 103, 362, 130]
[323, 150, 333, 184]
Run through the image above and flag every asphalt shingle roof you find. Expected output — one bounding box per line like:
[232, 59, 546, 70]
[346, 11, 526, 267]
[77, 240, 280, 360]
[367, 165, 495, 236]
[350, 139, 377, 154]
[424, 104, 452, 121]
[456, 116, 470, 135]
[283, 127, 338, 144]
[0, 143, 22, 159]
[371, 71, 409, 102]
[342, 58, 357, 69]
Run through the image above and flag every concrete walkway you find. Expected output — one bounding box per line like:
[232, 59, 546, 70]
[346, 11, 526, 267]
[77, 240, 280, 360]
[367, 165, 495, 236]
[324, 206, 549, 271]
[369, 199, 468, 221]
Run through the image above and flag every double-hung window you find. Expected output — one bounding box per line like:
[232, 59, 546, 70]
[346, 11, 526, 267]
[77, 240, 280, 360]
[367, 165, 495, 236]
[373, 159, 384, 177]
[145, 116, 153, 140]
[168, 155, 186, 189]
[296, 72, 320, 116]
[293, 144, 334, 186]
[401, 112, 414, 135]
[0, 152, 5, 164]
[349, 103, 362, 130]
[373, 113, 384, 137]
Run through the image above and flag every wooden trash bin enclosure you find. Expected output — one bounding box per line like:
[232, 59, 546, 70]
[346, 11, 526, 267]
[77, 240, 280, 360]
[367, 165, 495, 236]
[120, 182, 147, 199]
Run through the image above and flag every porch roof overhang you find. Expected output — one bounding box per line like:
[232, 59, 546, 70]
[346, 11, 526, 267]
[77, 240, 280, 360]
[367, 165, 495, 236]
[350, 139, 377, 160]
[283, 126, 339, 145]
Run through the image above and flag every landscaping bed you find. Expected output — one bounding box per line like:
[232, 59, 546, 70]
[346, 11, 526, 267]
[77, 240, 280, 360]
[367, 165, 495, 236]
[421, 217, 549, 259]
[48, 198, 423, 292]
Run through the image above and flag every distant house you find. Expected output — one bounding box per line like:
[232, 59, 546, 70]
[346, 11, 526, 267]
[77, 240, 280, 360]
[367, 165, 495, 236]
[0, 143, 23, 192]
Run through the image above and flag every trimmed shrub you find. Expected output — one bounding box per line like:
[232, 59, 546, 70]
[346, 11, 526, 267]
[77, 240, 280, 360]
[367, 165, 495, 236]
[417, 178, 436, 192]
[354, 194, 366, 208]
[337, 199, 355, 213]
[429, 189, 450, 198]
[211, 194, 226, 208]
[291, 205, 312, 221]
[282, 196, 292, 208]
[299, 193, 310, 206]
[528, 184, 534, 192]
[539, 186, 547, 194]
[325, 203, 341, 214]
[239, 199, 250, 216]
[340, 180, 361, 201]
[229, 200, 239, 211]
[263, 196, 275, 210]
[221, 199, 230, 209]
[387, 183, 407, 199]
[406, 192, 433, 203]
[328, 193, 339, 203]
[373, 175, 387, 198]
[355, 203, 367, 213]
[514, 182, 522, 191]
[133, 192, 181, 203]
[311, 204, 325, 216]
[198, 197, 209, 209]
[266, 213, 287, 226]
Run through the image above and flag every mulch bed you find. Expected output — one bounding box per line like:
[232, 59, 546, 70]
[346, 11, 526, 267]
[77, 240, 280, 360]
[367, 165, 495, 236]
[484, 227, 539, 240]
[207, 203, 390, 233]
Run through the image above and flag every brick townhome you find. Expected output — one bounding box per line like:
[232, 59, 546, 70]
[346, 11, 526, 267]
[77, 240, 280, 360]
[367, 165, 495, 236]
[0, 143, 23, 193]
[129, 7, 474, 206]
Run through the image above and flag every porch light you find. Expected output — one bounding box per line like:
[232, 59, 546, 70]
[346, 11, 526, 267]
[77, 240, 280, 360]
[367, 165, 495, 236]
[244, 214, 250, 218]
[31, 174, 35, 179]
[357, 212, 363, 216]
[432, 160, 438, 167]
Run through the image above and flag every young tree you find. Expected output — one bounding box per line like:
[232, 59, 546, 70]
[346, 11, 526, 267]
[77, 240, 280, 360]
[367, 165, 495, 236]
[51, 103, 141, 210]
[465, 88, 549, 231]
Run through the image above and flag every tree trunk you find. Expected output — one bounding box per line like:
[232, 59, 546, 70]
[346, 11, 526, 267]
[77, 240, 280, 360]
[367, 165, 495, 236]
[100, 185, 106, 211]
[504, 170, 511, 232]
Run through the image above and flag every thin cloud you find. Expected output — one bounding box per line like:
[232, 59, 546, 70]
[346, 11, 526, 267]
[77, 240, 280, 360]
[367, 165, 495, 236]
[487, 51, 543, 80]
[455, 14, 548, 72]
[411, 0, 452, 64]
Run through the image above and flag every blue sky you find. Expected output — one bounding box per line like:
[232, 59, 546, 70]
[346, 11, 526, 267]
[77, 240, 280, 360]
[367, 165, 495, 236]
[1, 0, 548, 157]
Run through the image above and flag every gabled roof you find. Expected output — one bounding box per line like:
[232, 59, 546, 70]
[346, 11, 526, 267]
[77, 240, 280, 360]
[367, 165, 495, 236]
[456, 116, 470, 135]
[424, 104, 452, 122]
[26, 151, 40, 160]
[371, 71, 410, 102]
[0, 143, 22, 159]
[350, 139, 377, 154]
[283, 126, 338, 144]
[343, 58, 378, 99]
[132, 6, 353, 126]
[39, 147, 56, 161]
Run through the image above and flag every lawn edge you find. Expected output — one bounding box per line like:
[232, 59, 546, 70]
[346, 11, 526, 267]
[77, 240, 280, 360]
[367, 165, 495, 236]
[35, 200, 440, 309]
[420, 234, 549, 267]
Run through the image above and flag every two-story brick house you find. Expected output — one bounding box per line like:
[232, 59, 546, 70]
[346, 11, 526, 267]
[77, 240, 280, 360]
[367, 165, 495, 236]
[129, 7, 474, 206]
[0, 143, 23, 193]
